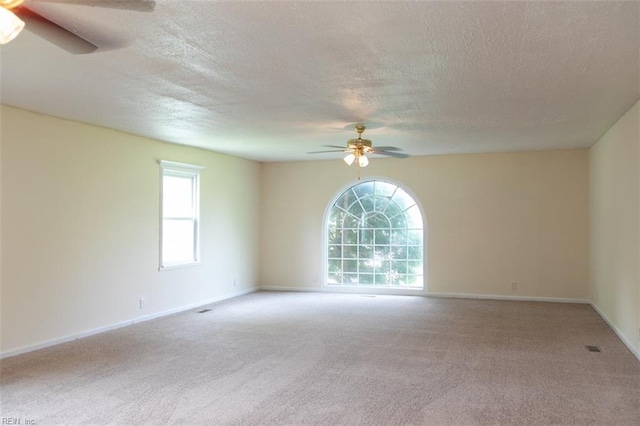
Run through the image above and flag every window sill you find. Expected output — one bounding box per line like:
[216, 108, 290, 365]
[159, 261, 201, 271]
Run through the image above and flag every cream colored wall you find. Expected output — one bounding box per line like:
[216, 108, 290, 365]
[260, 149, 589, 299]
[1, 106, 261, 355]
[589, 100, 640, 355]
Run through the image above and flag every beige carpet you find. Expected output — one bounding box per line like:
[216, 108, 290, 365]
[1, 291, 639, 425]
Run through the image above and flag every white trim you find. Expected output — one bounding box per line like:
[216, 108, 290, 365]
[158, 260, 201, 271]
[261, 285, 426, 296]
[158, 160, 205, 171]
[590, 303, 640, 361]
[0, 288, 258, 360]
[426, 292, 590, 304]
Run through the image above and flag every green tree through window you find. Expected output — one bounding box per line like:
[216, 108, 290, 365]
[326, 180, 424, 288]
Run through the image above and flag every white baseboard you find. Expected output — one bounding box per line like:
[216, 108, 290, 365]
[426, 292, 590, 304]
[260, 286, 589, 304]
[590, 303, 640, 361]
[0, 287, 258, 360]
[260, 285, 427, 297]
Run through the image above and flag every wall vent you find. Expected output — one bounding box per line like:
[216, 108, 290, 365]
[585, 345, 601, 352]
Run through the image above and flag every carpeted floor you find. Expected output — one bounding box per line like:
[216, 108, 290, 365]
[1, 291, 639, 425]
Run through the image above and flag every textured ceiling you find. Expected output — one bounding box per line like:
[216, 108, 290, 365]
[1, 0, 639, 162]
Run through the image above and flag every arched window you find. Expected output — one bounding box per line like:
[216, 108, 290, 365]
[325, 179, 424, 289]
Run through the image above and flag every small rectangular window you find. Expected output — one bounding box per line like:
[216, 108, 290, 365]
[159, 160, 204, 270]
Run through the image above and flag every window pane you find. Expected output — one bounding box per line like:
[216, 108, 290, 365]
[353, 181, 374, 198]
[358, 259, 374, 273]
[406, 205, 422, 228]
[343, 245, 358, 258]
[342, 214, 360, 229]
[343, 273, 358, 285]
[328, 258, 342, 273]
[359, 273, 374, 285]
[374, 274, 389, 285]
[391, 229, 407, 245]
[360, 229, 374, 244]
[383, 200, 403, 217]
[392, 246, 407, 259]
[328, 208, 346, 228]
[335, 191, 356, 211]
[374, 181, 396, 197]
[328, 230, 342, 245]
[406, 275, 424, 287]
[373, 195, 390, 212]
[392, 189, 415, 210]
[359, 244, 373, 258]
[390, 213, 407, 228]
[391, 260, 408, 274]
[367, 213, 389, 228]
[347, 201, 364, 218]
[343, 259, 357, 273]
[408, 261, 423, 275]
[408, 230, 422, 245]
[163, 175, 194, 217]
[407, 245, 422, 260]
[163, 219, 195, 263]
[374, 245, 390, 259]
[343, 229, 358, 244]
[328, 245, 342, 259]
[374, 229, 390, 244]
[376, 259, 391, 273]
[359, 196, 374, 212]
[327, 272, 343, 284]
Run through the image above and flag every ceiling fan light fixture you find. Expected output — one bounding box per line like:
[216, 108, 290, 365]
[0, 6, 24, 45]
[0, 0, 25, 8]
[358, 154, 369, 168]
[344, 152, 356, 166]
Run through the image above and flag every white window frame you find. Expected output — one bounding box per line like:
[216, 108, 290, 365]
[159, 160, 204, 270]
[323, 177, 427, 292]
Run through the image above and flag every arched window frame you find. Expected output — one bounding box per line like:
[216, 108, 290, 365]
[322, 177, 428, 294]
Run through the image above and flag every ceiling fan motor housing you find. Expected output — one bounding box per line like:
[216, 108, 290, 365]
[347, 138, 372, 150]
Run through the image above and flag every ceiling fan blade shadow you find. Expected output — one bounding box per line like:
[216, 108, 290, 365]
[374, 150, 409, 158]
[36, 0, 156, 12]
[18, 7, 97, 54]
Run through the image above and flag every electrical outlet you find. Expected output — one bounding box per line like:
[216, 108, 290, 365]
[139, 298, 145, 309]
[510, 282, 517, 291]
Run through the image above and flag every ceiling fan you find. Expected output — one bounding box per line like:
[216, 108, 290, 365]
[309, 124, 409, 168]
[0, 0, 155, 54]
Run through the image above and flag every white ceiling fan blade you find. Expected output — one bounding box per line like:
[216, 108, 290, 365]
[34, 0, 156, 12]
[18, 7, 97, 54]
[308, 149, 347, 154]
[373, 146, 402, 151]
